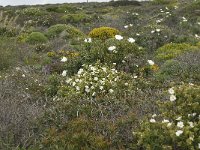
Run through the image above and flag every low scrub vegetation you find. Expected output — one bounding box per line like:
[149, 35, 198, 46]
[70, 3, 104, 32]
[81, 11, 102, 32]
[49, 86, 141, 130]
[0, 0, 199, 149]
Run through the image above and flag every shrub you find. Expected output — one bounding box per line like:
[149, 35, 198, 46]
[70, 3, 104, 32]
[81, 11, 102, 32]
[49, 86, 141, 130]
[46, 4, 77, 13]
[108, 1, 141, 7]
[25, 32, 48, 44]
[152, 0, 175, 5]
[135, 84, 200, 150]
[46, 24, 84, 39]
[155, 43, 198, 62]
[16, 7, 45, 16]
[156, 50, 200, 83]
[0, 37, 19, 71]
[136, 24, 175, 52]
[58, 61, 134, 98]
[61, 13, 92, 24]
[46, 50, 81, 75]
[89, 27, 119, 40]
[80, 37, 145, 67]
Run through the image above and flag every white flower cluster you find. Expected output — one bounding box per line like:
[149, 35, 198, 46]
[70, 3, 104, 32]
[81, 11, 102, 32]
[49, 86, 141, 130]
[63, 62, 122, 97]
[147, 60, 155, 66]
[168, 87, 176, 102]
[84, 38, 92, 43]
[108, 35, 136, 53]
[124, 24, 133, 29]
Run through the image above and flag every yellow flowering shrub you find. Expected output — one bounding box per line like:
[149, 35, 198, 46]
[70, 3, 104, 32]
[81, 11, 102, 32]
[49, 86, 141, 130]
[89, 27, 119, 40]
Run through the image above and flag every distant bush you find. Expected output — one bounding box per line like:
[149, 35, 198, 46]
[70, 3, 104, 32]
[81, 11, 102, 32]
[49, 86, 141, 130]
[89, 27, 119, 40]
[155, 43, 198, 62]
[61, 13, 92, 24]
[108, 1, 141, 7]
[46, 24, 84, 39]
[25, 32, 48, 44]
[152, 0, 176, 5]
[46, 4, 77, 13]
[16, 7, 45, 16]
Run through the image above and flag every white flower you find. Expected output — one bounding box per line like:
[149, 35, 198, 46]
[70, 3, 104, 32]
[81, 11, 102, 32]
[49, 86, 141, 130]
[108, 46, 116, 52]
[94, 77, 98, 81]
[134, 76, 138, 79]
[168, 88, 175, 94]
[75, 79, 80, 82]
[66, 78, 72, 84]
[76, 86, 80, 91]
[151, 30, 155, 34]
[150, 118, 156, 123]
[162, 119, 169, 123]
[175, 130, 183, 136]
[177, 121, 184, 128]
[22, 74, 26, 77]
[125, 83, 128, 86]
[85, 88, 90, 93]
[109, 89, 114, 93]
[102, 67, 107, 72]
[152, 114, 157, 118]
[189, 136, 194, 141]
[84, 38, 92, 43]
[72, 82, 76, 86]
[167, 122, 172, 127]
[129, 24, 133, 27]
[188, 122, 194, 128]
[92, 92, 96, 96]
[61, 57, 67, 62]
[99, 86, 104, 90]
[124, 25, 128, 28]
[62, 70, 67, 77]
[128, 38, 135, 43]
[176, 116, 182, 121]
[78, 68, 84, 75]
[136, 33, 140, 36]
[170, 95, 176, 102]
[115, 35, 123, 40]
[16, 67, 21, 71]
[192, 113, 197, 116]
[156, 29, 161, 32]
[147, 60, 155, 65]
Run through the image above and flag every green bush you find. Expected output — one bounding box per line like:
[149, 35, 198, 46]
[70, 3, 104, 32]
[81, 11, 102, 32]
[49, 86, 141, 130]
[155, 43, 198, 62]
[61, 13, 92, 24]
[16, 7, 45, 16]
[89, 27, 120, 40]
[135, 84, 200, 150]
[0, 38, 18, 70]
[156, 50, 200, 83]
[136, 24, 175, 52]
[46, 24, 84, 39]
[25, 32, 48, 44]
[46, 4, 77, 13]
[80, 37, 145, 67]
[152, 0, 176, 5]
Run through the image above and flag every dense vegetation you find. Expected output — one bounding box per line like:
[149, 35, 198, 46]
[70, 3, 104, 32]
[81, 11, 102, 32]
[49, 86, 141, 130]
[0, 0, 199, 149]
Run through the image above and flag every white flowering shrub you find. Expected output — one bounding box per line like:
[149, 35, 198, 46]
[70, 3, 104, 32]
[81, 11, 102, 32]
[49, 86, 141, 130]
[59, 61, 133, 98]
[81, 36, 145, 67]
[134, 84, 200, 150]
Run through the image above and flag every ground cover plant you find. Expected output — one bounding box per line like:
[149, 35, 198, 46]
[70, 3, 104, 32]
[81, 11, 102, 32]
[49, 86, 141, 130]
[0, 0, 199, 149]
